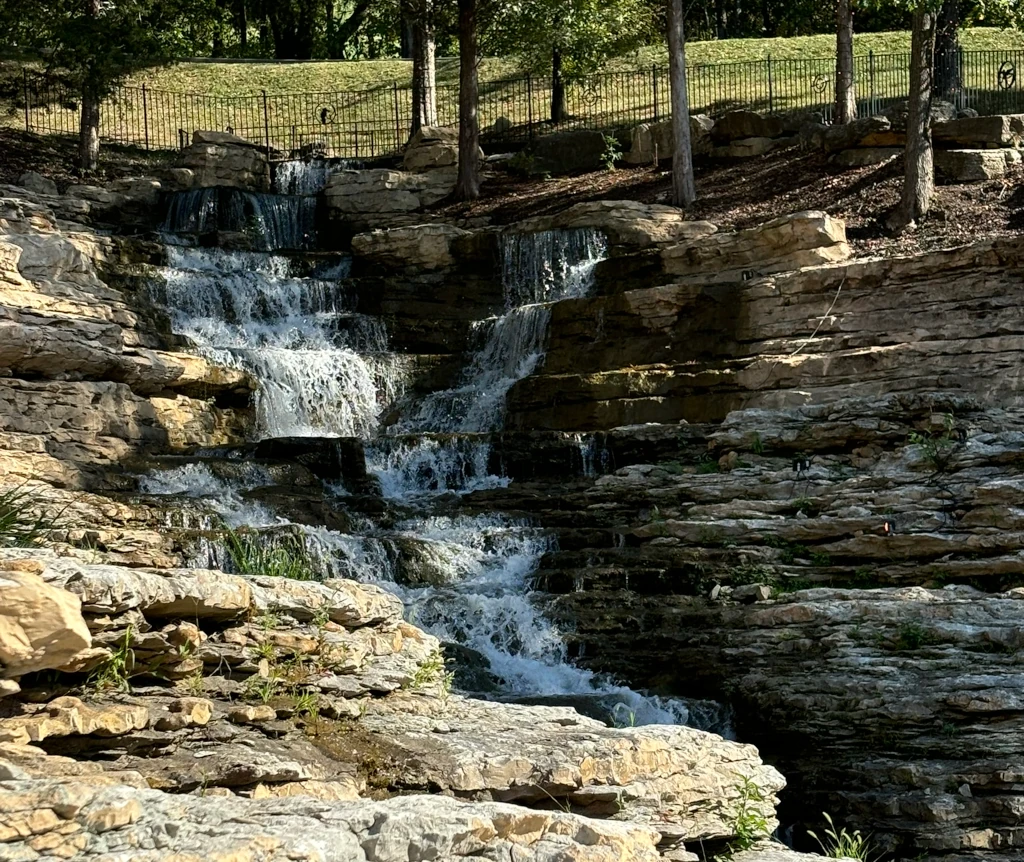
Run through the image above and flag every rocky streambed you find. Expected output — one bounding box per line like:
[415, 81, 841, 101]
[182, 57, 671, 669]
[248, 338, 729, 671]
[3, 131, 1024, 862]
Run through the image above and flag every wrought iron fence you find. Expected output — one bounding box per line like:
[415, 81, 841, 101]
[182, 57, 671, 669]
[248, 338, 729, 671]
[18, 49, 1024, 160]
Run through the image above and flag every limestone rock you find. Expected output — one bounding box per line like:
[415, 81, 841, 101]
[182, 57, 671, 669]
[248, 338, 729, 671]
[713, 136, 790, 159]
[933, 113, 1024, 148]
[935, 148, 1022, 182]
[661, 211, 850, 283]
[0, 697, 149, 745]
[883, 98, 957, 132]
[17, 172, 58, 197]
[712, 111, 784, 142]
[0, 778, 665, 861]
[0, 561, 91, 678]
[822, 116, 901, 154]
[625, 116, 714, 165]
[324, 168, 455, 231]
[351, 224, 472, 270]
[180, 131, 269, 192]
[527, 130, 609, 175]
[515, 200, 717, 249]
[402, 126, 478, 172]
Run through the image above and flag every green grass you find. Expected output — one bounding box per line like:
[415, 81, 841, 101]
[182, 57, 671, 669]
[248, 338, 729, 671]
[122, 29, 1023, 94]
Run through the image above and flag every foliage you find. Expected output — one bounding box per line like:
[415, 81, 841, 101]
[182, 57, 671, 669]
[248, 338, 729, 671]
[0, 485, 63, 548]
[224, 527, 318, 581]
[908, 413, 960, 472]
[90, 626, 136, 693]
[729, 775, 772, 851]
[600, 134, 622, 170]
[807, 812, 877, 862]
[411, 647, 452, 693]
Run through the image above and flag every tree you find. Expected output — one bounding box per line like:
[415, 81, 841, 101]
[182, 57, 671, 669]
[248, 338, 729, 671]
[405, 0, 437, 135]
[4, 0, 204, 172]
[485, 0, 654, 124]
[667, 0, 696, 207]
[834, 0, 856, 124]
[455, 0, 481, 200]
[933, 0, 960, 101]
[889, 6, 937, 233]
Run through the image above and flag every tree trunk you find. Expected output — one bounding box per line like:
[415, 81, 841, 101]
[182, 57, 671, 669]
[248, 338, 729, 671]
[890, 8, 937, 234]
[78, 0, 101, 173]
[761, 0, 775, 36]
[409, 0, 437, 135]
[331, 0, 371, 58]
[455, 0, 480, 201]
[238, 0, 247, 51]
[834, 0, 856, 124]
[715, 0, 727, 38]
[551, 46, 567, 123]
[934, 0, 960, 102]
[668, 0, 696, 207]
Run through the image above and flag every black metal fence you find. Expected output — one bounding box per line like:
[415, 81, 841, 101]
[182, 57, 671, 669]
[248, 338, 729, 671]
[19, 49, 1024, 160]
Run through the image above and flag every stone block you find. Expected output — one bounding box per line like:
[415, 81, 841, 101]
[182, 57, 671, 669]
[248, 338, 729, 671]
[711, 110, 784, 142]
[402, 126, 467, 171]
[935, 148, 1022, 182]
[712, 136, 787, 159]
[351, 223, 471, 270]
[933, 114, 1024, 148]
[624, 116, 714, 165]
[527, 130, 608, 175]
[17, 172, 58, 197]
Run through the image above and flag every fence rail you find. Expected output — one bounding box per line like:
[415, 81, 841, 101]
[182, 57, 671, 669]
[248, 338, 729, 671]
[19, 49, 1024, 160]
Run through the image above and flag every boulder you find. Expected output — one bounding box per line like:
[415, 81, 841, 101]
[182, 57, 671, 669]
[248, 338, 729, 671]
[935, 148, 1022, 182]
[711, 110, 784, 143]
[661, 211, 850, 283]
[402, 126, 473, 171]
[883, 99, 957, 132]
[822, 116, 901, 154]
[527, 130, 609, 175]
[625, 116, 714, 165]
[933, 114, 1024, 148]
[180, 130, 269, 192]
[0, 559, 92, 680]
[17, 172, 58, 197]
[515, 200, 717, 249]
[351, 223, 472, 270]
[323, 168, 455, 232]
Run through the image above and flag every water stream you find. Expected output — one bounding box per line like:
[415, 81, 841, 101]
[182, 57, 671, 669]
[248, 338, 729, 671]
[148, 202, 717, 729]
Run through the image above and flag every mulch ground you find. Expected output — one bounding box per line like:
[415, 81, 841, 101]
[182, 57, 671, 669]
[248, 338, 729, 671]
[3, 127, 1023, 258]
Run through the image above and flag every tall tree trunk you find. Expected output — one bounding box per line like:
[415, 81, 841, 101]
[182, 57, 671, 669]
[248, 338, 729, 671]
[834, 0, 856, 124]
[761, 0, 775, 36]
[668, 0, 696, 207]
[79, 0, 101, 173]
[551, 46, 567, 122]
[331, 0, 371, 58]
[409, 0, 437, 135]
[455, 0, 480, 201]
[237, 0, 247, 51]
[715, 0, 727, 38]
[890, 8, 937, 234]
[934, 0, 960, 102]
[212, 0, 226, 56]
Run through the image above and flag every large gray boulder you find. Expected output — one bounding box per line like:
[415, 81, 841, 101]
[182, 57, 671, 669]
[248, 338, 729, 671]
[527, 130, 609, 175]
[933, 114, 1024, 148]
[883, 99, 957, 132]
[625, 116, 714, 165]
[17, 172, 58, 197]
[180, 130, 269, 192]
[711, 110, 784, 142]
[935, 148, 1022, 182]
[822, 116, 901, 154]
[402, 125, 464, 171]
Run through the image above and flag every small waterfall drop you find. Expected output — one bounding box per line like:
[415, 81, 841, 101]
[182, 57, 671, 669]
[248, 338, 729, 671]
[156, 247, 403, 438]
[273, 158, 365, 196]
[162, 188, 317, 251]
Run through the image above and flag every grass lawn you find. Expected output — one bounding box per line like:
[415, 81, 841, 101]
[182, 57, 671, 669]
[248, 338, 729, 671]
[125, 28, 1024, 95]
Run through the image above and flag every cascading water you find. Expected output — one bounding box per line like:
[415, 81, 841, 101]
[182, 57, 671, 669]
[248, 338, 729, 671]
[162, 188, 316, 251]
[147, 188, 718, 729]
[273, 158, 365, 196]
[155, 246, 404, 438]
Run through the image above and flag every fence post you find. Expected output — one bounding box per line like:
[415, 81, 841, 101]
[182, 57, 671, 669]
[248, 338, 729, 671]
[23, 69, 30, 133]
[392, 83, 401, 151]
[142, 84, 150, 151]
[526, 74, 533, 139]
[261, 89, 270, 154]
[652, 64, 659, 122]
[868, 50, 876, 116]
[767, 54, 774, 114]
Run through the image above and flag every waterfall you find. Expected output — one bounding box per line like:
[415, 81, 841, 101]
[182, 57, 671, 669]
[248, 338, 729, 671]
[162, 188, 317, 251]
[156, 246, 404, 439]
[367, 436, 507, 500]
[273, 158, 365, 196]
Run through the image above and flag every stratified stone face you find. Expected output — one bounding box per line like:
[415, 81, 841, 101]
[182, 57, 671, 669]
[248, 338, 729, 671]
[351, 224, 472, 271]
[180, 130, 269, 192]
[323, 168, 456, 232]
[625, 116, 714, 165]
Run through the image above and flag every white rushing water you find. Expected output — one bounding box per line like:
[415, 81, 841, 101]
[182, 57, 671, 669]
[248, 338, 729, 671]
[273, 158, 364, 196]
[157, 247, 404, 439]
[150, 206, 716, 728]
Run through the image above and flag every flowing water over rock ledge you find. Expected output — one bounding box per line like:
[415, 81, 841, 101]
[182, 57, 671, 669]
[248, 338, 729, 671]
[3, 166, 1024, 862]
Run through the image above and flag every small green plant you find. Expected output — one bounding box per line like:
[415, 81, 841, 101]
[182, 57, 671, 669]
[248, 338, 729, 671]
[729, 776, 771, 851]
[810, 549, 833, 567]
[179, 669, 205, 697]
[600, 134, 622, 170]
[792, 497, 819, 517]
[697, 454, 720, 474]
[243, 675, 279, 704]
[250, 640, 278, 662]
[751, 433, 765, 456]
[807, 812, 876, 862]
[411, 648, 447, 690]
[507, 150, 537, 176]
[90, 626, 136, 693]
[293, 689, 321, 726]
[0, 485, 65, 548]
[908, 414, 960, 473]
[224, 526, 317, 581]
[255, 610, 281, 630]
[891, 622, 937, 651]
